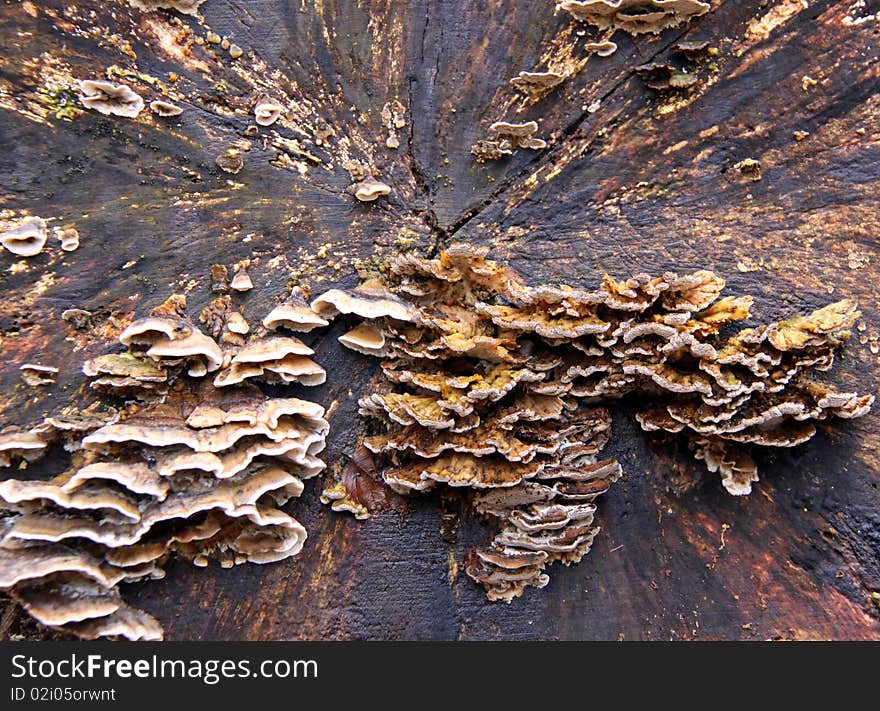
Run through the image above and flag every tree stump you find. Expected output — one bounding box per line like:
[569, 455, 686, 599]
[0, 0, 878, 640]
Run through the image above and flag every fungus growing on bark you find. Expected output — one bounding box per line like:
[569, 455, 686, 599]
[263, 287, 330, 332]
[352, 178, 392, 202]
[231, 263, 254, 291]
[510, 71, 567, 100]
[254, 97, 285, 127]
[211, 264, 230, 293]
[313, 118, 336, 146]
[311, 284, 413, 322]
[1, 216, 48, 257]
[120, 296, 224, 378]
[381, 100, 407, 149]
[53, 226, 80, 252]
[128, 0, 206, 15]
[635, 61, 699, 90]
[19, 364, 59, 387]
[339, 324, 387, 356]
[313, 244, 871, 599]
[82, 353, 168, 393]
[585, 40, 619, 56]
[216, 149, 244, 174]
[471, 121, 547, 161]
[62, 309, 93, 329]
[213, 332, 326, 388]
[470, 139, 514, 162]
[733, 158, 762, 181]
[150, 99, 184, 117]
[1, 290, 330, 639]
[557, 0, 710, 35]
[0, 428, 50, 468]
[78, 80, 144, 118]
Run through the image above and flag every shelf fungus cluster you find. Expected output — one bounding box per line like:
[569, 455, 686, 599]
[312, 244, 872, 601]
[128, 0, 207, 15]
[509, 71, 568, 101]
[0, 294, 329, 639]
[471, 121, 547, 162]
[556, 0, 710, 35]
[78, 80, 145, 119]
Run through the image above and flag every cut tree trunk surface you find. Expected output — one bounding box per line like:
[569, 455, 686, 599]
[0, 0, 878, 640]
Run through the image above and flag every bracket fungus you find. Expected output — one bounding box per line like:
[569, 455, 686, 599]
[585, 40, 619, 57]
[216, 148, 244, 175]
[313, 244, 871, 600]
[381, 100, 407, 149]
[352, 178, 393, 202]
[732, 158, 762, 182]
[78, 80, 145, 119]
[128, 0, 207, 15]
[1, 216, 48, 257]
[231, 263, 254, 292]
[1, 293, 329, 639]
[53, 226, 80, 252]
[150, 99, 184, 117]
[509, 71, 567, 100]
[0, 427, 51, 468]
[263, 287, 330, 332]
[254, 97, 285, 127]
[635, 61, 699, 90]
[472, 121, 547, 162]
[20, 364, 59, 387]
[557, 0, 710, 35]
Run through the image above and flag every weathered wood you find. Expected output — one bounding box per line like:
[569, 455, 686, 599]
[0, 0, 878, 640]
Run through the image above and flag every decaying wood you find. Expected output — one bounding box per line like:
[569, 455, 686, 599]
[0, 0, 878, 640]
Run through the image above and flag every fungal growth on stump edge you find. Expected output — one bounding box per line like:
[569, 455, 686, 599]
[127, 0, 207, 15]
[314, 244, 872, 601]
[1, 216, 48, 257]
[556, 0, 710, 35]
[78, 80, 145, 119]
[0, 295, 328, 639]
[509, 71, 567, 101]
[471, 121, 547, 162]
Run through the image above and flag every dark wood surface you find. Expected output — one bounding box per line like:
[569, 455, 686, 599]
[0, 0, 878, 640]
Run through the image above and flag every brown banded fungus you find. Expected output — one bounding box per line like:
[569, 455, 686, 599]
[509, 71, 567, 100]
[313, 244, 871, 600]
[1, 216, 48, 257]
[128, 0, 206, 15]
[53, 226, 80, 252]
[150, 100, 184, 117]
[471, 121, 547, 162]
[0, 293, 330, 639]
[585, 40, 619, 57]
[213, 332, 326, 388]
[78, 80, 144, 119]
[119, 294, 223, 378]
[0, 427, 51, 468]
[19, 364, 59, 387]
[263, 287, 329, 332]
[557, 0, 710, 35]
[254, 97, 285, 127]
[352, 178, 392, 202]
[231, 262, 254, 292]
[216, 149, 244, 175]
[635, 61, 699, 90]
